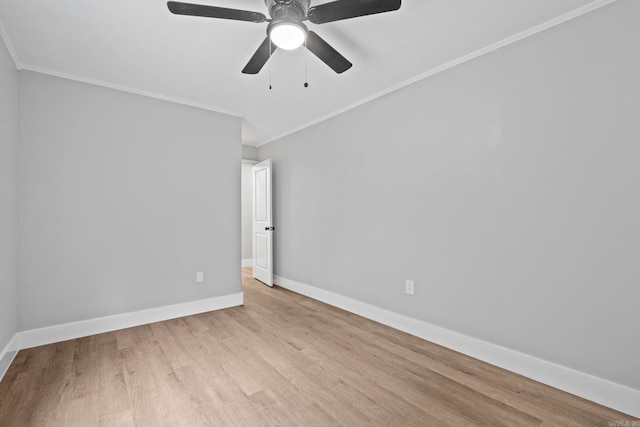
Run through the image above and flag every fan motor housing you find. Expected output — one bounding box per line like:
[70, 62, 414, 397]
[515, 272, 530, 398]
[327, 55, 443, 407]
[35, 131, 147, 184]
[265, 0, 310, 20]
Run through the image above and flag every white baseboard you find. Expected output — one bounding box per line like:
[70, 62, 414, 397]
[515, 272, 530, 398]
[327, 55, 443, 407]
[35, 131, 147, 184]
[0, 334, 19, 382]
[274, 275, 640, 418]
[241, 259, 253, 268]
[16, 293, 243, 350]
[0, 333, 19, 357]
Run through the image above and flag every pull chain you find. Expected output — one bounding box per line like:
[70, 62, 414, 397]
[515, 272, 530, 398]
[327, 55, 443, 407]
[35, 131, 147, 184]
[304, 37, 309, 88]
[269, 38, 273, 90]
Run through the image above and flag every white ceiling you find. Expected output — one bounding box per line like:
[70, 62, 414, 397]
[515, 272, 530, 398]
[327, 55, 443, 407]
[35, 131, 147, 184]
[0, 0, 612, 145]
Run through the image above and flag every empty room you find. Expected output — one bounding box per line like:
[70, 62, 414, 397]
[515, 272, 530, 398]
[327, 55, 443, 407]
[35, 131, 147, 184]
[1, 0, 638, 425]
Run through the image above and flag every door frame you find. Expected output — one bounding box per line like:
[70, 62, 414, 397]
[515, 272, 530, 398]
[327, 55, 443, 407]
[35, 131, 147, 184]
[241, 160, 257, 268]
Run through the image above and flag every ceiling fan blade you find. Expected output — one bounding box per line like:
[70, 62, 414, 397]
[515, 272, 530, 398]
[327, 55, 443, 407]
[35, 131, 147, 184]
[308, 0, 400, 24]
[167, 1, 267, 23]
[242, 37, 276, 74]
[306, 31, 352, 74]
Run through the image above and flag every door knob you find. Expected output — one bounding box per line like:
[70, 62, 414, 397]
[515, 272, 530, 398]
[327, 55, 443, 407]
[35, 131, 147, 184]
[265, 226, 275, 231]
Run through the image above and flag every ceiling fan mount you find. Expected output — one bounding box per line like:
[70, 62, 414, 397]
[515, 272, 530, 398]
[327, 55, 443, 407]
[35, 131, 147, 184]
[266, 0, 310, 21]
[167, 0, 402, 75]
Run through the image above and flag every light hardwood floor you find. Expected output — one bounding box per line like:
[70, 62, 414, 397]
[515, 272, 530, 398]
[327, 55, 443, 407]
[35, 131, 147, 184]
[0, 267, 635, 426]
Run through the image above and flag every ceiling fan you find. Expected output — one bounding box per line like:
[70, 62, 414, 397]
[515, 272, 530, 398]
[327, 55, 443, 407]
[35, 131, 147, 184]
[167, 0, 402, 74]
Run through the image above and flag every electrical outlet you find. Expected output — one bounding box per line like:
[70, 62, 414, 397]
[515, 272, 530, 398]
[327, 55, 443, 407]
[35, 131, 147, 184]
[196, 272, 204, 283]
[405, 279, 414, 295]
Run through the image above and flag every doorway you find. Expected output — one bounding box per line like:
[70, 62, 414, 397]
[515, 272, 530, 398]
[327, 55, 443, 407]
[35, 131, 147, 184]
[241, 160, 256, 269]
[241, 158, 274, 287]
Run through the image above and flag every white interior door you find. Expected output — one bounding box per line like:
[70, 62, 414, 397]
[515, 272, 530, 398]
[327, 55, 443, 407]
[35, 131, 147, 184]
[252, 159, 273, 286]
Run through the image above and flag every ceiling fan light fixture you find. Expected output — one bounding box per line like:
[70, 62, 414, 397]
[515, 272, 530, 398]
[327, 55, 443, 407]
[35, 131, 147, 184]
[269, 21, 307, 50]
[168, 0, 401, 74]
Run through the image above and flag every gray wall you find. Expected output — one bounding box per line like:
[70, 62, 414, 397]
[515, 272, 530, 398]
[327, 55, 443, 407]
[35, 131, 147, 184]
[259, 0, 640, 390]
[241, 165, 254, 262]
[242, 144, 259, 162]
[0, 38, 19, 351]
[18, 71, 242, 330]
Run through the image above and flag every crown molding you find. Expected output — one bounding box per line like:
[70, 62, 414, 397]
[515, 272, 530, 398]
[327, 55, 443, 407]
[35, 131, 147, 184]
[0, 17, 22, 69]
[20, 64, 242, 118]
[2, 0, 619, 145]
[256, 0, 619, 147]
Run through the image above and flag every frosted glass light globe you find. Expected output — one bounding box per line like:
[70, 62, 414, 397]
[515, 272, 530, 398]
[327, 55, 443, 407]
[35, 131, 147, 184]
[270, 23, 306, 50]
